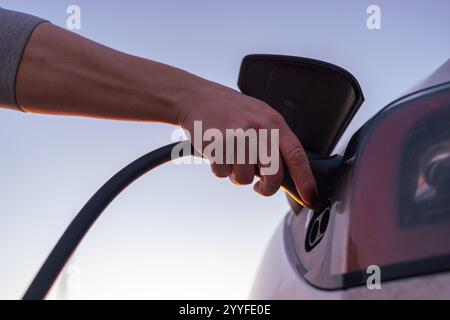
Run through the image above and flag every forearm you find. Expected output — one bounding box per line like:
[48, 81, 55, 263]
[16, 23, 209, 125]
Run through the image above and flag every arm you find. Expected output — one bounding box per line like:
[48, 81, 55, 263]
[6, 19, 318, 205]
[16, 22, 203, 124]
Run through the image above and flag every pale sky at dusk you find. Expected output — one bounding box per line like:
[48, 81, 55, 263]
[0, 0, 449, 299]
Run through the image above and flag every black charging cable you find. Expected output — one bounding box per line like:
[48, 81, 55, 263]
[22, 141, 341, 300]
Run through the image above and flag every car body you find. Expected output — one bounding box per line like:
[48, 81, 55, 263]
[250, 59, 450, 299]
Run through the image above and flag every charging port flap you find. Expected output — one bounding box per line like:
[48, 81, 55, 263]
[238, 54, 364, 155]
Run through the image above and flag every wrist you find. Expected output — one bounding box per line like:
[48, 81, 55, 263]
[172, 72, 216, 126]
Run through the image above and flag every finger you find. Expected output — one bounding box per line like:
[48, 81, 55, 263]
[228, 129, 257, 186]
[279, 123, 317, 206]
[230, 164, 255, 185]
[211, 163, 231, 178]
[254, 155, 284, 196]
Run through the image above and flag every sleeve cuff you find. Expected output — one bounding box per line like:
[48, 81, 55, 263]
[0, 7, 49, 111]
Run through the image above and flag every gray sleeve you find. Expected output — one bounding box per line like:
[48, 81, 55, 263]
[0, 7, 48, 111]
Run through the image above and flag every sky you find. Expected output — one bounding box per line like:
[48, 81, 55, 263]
[0, 0, 449, 299]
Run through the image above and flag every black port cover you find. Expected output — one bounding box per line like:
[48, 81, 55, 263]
[238, 54, 364, 155]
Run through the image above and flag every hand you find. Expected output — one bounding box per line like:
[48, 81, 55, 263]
[177, 80, 317, 206]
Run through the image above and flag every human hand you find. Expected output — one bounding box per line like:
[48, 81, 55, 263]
[177, 80, 317, 206]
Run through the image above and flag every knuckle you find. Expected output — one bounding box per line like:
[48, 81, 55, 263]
[270, 112, 285, 126]
[213, 170, 229, 178]
[233, 167, 255, 185]
[263, 167, 284, 184]
[236, 175, 254, 185]
[286, 146, 307, 166]
[256, 188, 272, 197]
[211, 164, 230, 178]
[259, 171, 283, 195]
[259, 181, 281, 196]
